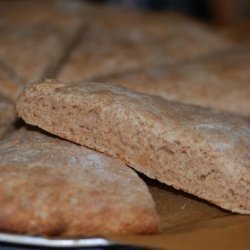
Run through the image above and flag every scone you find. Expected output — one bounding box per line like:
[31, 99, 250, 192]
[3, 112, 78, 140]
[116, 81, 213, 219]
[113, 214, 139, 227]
[0, 126, 159, 236]
[0, 0, 84, 84]
[58, 11, 231, 82]
[16, 80, 250, 214]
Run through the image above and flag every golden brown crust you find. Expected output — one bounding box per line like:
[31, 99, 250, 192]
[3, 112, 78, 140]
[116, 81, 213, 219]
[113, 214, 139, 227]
[100, 45, 250, 117]
[0, 126, 159, 236]
[16, 80, 250, 214]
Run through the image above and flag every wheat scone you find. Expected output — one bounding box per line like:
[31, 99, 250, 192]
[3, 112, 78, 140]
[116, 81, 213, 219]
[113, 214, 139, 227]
[0, 1, 84, 83]
[0, 96, 16, 140]
[16, 80, 250, 214]
[58, 12, 231, 82]
[100, 45, 250, 117]
[0, 126, 159, 236]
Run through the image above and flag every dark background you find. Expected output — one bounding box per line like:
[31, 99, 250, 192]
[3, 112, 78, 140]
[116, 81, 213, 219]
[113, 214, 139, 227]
[87, 0, 250, 24]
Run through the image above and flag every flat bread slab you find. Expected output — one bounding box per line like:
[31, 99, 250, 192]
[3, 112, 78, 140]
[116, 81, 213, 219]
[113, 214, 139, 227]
[100, 45, 250, 117]
[16, 80, 250, 214]
[0, 126, 159, 236]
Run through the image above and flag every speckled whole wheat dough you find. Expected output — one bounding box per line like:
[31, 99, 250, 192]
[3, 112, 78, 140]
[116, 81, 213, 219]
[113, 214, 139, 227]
[99, 45, 250, 117]
[0, 126, 159, 236]
[16, 80, 250, 214]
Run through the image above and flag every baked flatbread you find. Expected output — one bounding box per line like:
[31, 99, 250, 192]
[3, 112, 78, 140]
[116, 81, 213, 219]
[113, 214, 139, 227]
[100, 45, 250, 117]
[16, 80, 250, 214]
[0, 126, 159, 236]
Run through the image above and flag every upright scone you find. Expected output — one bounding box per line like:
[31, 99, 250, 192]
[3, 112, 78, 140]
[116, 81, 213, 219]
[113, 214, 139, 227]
[0, 126, 159, 236]
[16, 80, 250, 214]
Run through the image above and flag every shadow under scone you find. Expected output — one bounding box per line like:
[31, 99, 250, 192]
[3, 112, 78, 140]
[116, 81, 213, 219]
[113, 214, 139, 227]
[141, 174, 229, 231]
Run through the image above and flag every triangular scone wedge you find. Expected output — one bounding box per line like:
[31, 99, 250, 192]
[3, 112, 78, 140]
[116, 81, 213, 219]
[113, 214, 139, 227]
[16, 80, 250, 214]
[0, 126, 159, 236]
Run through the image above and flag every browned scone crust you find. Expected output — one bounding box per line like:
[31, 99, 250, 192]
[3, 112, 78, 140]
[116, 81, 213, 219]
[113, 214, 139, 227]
[0, 126, 159, 236]
[101, 45, 250, 117]
[0, 96, 16, 139]
[16, 80, 250, 214]
[58, 11, 231, 82]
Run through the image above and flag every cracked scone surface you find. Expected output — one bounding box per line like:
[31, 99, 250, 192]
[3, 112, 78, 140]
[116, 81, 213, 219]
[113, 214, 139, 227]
[16, 80, 250, 214]
[0, 127, 159, 236]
